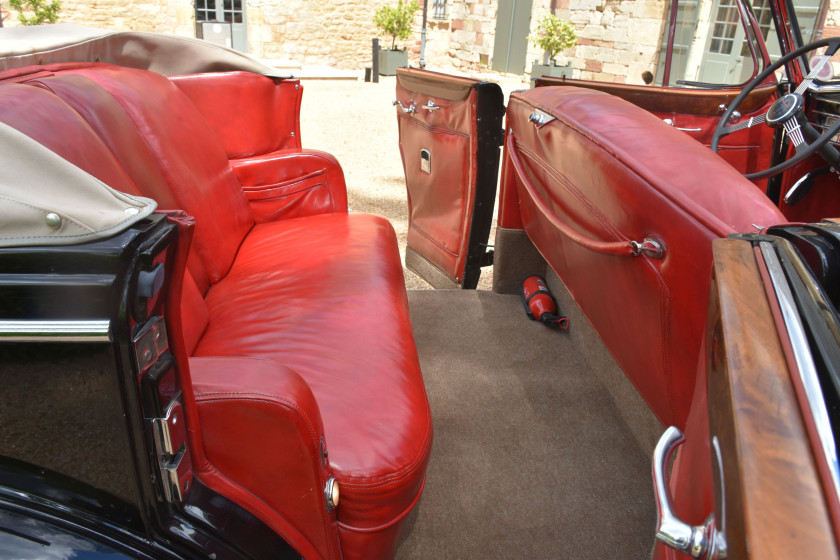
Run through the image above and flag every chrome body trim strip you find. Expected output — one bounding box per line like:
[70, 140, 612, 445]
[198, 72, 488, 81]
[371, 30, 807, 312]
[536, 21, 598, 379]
[759, 241, 840, 499]
[0, 320, 111, 342]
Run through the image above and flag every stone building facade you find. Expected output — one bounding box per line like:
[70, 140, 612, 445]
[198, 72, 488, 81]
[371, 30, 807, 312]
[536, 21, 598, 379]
[1, 0, 835, 85]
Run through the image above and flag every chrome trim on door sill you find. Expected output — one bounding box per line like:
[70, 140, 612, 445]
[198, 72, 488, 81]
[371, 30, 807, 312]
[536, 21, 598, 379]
[0, 320, 111, 342]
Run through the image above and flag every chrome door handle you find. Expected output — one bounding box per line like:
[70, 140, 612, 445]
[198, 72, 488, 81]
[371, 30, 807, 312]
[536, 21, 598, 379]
[393, 100, 416, 114]
[421, 99, 441, 111]
[663, 118, 703, 132]
[653, 427, 720, 559]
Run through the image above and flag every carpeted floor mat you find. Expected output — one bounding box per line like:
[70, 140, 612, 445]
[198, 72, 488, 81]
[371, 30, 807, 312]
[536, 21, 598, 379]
[397, 290, 656, 559]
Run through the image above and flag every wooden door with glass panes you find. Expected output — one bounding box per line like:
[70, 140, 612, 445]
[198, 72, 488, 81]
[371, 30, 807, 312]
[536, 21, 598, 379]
[196, 0, 247, 53]
[698, 0, 751, 84]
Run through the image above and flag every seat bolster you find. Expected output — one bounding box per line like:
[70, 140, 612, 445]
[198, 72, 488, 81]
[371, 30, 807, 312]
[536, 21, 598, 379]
[231, 149, 348, 222]
[191, 356, 341, 560]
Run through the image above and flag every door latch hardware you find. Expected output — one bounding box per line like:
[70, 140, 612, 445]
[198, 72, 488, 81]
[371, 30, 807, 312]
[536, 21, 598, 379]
[529, 109, 555, 127]
[393, 100, 416, 114]
[631, 238, 665, 259]
[717, 104, 742, 122]
[151, 392, 192, 503]
[653, 427, 721, 559]
[420, 149, 431, 174]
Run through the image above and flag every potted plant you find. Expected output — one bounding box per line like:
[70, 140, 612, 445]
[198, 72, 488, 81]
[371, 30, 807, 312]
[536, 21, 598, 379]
[373, 0, 419, 76]
[529, 13, 577, 85]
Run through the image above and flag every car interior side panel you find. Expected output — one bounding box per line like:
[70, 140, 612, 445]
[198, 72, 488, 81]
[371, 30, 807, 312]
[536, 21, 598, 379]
[501, 85, 786, 428]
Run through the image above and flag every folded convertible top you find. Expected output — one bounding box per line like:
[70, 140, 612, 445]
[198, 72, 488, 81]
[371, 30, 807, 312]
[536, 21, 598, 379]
[0, 23, 289, 77]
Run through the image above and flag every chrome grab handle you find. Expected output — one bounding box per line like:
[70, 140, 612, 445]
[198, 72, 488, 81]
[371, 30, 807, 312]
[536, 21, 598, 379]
[653, 427, 719, 559]
[421, 99, 441, 111]
[393, 100, 416, 114]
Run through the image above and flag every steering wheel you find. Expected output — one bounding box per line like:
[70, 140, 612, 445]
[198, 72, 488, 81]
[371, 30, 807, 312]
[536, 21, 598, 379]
[712, 37, 840, 180]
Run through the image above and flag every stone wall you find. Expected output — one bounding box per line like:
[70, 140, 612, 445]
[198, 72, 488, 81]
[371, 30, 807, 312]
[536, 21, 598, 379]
[27, 0, 196, 37]
[564, 0, 667, 84]
[5, 0, 835, 84]
[248, 0, 387, 67]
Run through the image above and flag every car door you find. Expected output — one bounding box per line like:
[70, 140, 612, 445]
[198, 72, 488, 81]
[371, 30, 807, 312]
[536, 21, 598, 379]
[394, 68, 505, 289]
[652, 232, 840, 559]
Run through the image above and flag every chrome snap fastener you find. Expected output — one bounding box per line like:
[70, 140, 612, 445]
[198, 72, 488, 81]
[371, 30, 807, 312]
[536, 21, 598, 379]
[45, 212, 62, 229]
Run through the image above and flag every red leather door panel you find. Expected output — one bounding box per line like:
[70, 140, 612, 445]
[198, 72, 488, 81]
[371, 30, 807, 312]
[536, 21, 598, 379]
[535, 77, 778, 182]
[395, 68, 504, 288]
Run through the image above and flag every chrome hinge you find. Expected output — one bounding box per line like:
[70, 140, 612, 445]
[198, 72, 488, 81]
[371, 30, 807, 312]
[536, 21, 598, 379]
[151, 392, 192, 503]
[133, 316, 169, 374]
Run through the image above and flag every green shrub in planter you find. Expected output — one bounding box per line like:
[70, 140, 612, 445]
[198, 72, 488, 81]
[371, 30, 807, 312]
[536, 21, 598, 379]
[374, 0, 419, 75]
[529, 13, 577, 85]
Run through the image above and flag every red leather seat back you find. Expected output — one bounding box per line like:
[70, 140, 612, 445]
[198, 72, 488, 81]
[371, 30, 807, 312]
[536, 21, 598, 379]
[0, 82, 140, 197]
[503, 86, 786, 427]
[41, 65, 256, 285]
[171, 71, 302, 159]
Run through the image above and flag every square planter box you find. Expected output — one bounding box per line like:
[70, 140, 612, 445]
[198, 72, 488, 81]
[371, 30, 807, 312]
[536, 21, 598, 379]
[379, 48, 408, 76]
[530, 61, 573, 87]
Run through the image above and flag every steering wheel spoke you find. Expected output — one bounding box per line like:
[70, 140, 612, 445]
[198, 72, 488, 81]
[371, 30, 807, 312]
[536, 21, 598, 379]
[712, 37, 840, 180]
[783, 119, 806, 150]
[726, 113, 767, 134]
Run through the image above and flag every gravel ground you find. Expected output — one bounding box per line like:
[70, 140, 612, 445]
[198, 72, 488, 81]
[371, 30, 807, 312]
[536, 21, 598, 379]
[298, 73, 526, 290]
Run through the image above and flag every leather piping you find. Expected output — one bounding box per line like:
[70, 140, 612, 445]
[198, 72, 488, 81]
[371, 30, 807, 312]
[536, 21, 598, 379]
[336, 474, 427, 534]
[506, 131, 636, 257]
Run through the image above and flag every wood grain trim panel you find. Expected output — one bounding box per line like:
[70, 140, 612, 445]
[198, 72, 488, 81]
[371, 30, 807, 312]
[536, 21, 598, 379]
[535, 78, 777, 115]
[707, 238, 838, 559]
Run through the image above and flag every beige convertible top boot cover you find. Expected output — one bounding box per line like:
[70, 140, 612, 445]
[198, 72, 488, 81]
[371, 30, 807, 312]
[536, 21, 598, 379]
[0, 122, 157, 247]
[0, 23, 286, 77]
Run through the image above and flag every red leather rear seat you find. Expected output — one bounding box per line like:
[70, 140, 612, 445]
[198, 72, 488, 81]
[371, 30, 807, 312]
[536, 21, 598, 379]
[0, 63, 431, 560]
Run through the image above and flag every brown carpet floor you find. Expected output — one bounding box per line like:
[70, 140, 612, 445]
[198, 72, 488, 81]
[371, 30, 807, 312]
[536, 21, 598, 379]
[397, 290, 655, 559]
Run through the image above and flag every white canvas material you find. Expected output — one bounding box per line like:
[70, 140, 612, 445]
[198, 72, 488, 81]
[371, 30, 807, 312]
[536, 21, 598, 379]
[0, 122, 157, 247]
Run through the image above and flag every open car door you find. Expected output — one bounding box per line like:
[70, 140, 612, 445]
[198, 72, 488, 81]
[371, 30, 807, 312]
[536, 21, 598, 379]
[395, 68, 505, 289]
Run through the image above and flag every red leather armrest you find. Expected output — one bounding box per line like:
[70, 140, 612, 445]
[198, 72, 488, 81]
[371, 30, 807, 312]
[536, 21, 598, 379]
[190, 356, 341, 560]
[231, 149, 349, 222]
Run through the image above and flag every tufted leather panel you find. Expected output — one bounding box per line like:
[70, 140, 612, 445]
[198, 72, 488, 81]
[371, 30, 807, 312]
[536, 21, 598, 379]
[503, 86, 786, 427]
[193, 212, 432, 553]
[170, 71, 302, 158]
[0, 83, 140, 197]
[232, 149, 349, 222]
[44, 65, 256, 284]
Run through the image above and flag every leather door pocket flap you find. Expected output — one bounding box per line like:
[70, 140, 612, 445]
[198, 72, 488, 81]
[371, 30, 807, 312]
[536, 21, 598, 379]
[241, 169, 327, 201]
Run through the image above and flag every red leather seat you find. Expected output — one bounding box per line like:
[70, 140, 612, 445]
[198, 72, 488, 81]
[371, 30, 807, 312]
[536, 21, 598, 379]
[194, 213, 432, 556]
[0, 63, 431, 560]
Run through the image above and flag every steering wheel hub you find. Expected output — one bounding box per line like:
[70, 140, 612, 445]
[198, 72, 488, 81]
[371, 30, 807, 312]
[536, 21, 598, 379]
[765, 93, 805, 127]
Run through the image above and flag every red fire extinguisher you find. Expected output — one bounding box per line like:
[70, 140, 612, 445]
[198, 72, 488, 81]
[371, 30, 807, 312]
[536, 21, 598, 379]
[521, 275, 569, 329]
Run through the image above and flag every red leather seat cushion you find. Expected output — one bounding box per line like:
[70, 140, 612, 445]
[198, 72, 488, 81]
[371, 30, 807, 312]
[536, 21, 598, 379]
[192, 212, 432, 536]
